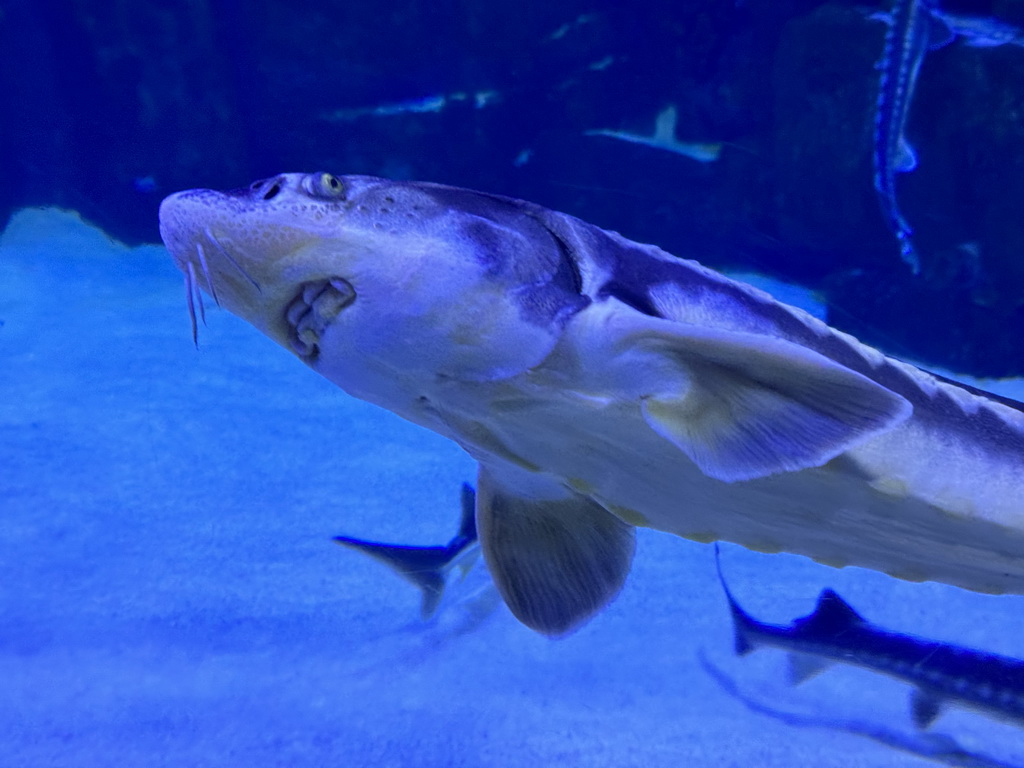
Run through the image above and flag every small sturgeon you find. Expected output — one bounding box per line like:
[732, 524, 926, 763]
[700, 651, 1023, 768]
[159, 172, 1024, 637]
[716, 546, 1024, 730]
[873, 0, 946, 274]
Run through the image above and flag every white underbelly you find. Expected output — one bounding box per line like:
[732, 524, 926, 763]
[471, 393, 1024, 596]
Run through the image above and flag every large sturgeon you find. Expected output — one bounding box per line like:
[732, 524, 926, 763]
[159, 172, 1024, 636]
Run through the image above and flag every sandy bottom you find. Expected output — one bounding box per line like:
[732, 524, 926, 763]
[2, 209, 1022, 767]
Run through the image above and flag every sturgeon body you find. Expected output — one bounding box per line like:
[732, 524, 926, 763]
[159, 173, 1024, 636]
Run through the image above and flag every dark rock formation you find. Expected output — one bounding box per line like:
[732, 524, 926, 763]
[3, 0, 1024, 374]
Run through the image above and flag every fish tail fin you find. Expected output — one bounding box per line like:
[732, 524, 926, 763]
[334, 484, 482, 620]
[332, 534, 451, 618]
[714, 543, 758, 656]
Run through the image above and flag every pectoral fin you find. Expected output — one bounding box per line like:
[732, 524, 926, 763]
[910, 688, 944, 729]
[895, 136, 918, 173]
[615, 316, 911, 482]
[476, 465, 635, 637]
[786, 653, 833, 685]
[925, 15, 956, 51]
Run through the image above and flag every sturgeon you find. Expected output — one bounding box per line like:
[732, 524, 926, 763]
[716, 546, 1024, 730]
[873, 0, 937, 274]
[159, 172, 1024, 636]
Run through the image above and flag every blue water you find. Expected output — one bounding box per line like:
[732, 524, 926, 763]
[2, 208, 1022, 767]
[5, 1, 1024, 765]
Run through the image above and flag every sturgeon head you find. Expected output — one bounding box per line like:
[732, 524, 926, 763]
[160, 173, 639, 637]
[158, 172, 588, 415]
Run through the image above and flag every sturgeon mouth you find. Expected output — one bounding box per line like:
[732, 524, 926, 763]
[285, 278, 357, 361]
[178, 230, 263, 347]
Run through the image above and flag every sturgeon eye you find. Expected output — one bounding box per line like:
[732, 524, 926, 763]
[305, 172, 346, 200]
